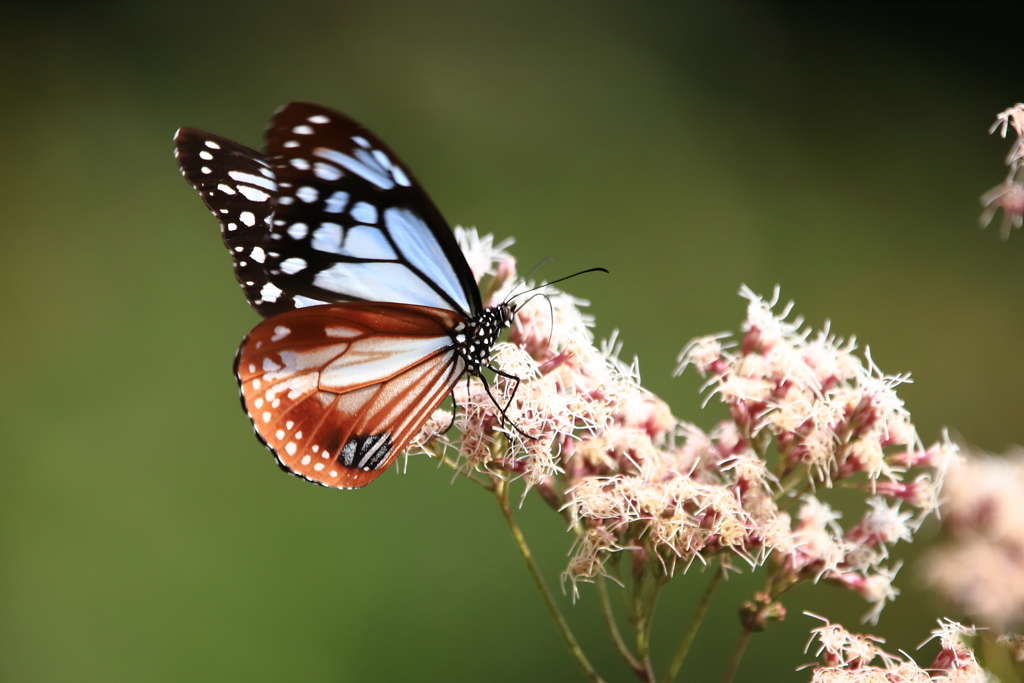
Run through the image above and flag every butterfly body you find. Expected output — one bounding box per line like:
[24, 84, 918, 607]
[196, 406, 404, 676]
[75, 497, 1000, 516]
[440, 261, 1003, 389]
[176, 102, 512, 489]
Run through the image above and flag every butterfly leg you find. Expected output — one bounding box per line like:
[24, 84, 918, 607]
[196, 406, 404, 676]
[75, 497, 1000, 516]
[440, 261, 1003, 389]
[478, 369, 536, 441]
[443, 385, 461, 434]
[485, 364, 522, 420]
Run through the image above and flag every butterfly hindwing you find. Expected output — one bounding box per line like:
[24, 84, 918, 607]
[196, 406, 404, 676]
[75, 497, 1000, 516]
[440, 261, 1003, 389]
[259, 102, 481, 317]
[173, 128, 300, 318]
[235, 302, 467, 489]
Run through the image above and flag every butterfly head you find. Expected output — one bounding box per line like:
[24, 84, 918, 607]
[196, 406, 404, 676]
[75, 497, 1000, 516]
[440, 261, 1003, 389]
[498, 302, 515, 328]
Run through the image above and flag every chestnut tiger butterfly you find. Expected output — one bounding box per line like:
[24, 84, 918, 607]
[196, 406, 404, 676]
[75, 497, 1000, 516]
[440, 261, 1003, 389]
[175, 102, 601, 489]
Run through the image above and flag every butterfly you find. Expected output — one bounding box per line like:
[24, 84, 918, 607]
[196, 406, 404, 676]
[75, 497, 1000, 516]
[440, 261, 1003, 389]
[174, 102, 523, 489]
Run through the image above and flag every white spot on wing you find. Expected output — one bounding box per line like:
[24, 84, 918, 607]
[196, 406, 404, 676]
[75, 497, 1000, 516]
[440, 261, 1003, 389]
[250, 247, 266, 263]
[278, 196, 294, 205]
[324, 326, 362, 339]
[371, 150, 391, 169]
[324, 191, 349, 214]
[352, 136, 370, 148]
[237, 186, 270, 202]
[294, 295, 325, 308]
[283, 140, 300, 149]
[201, 166, 212, 174]
[271, 325, 291, 341]
[228, 171, 276, 191]
[280, 257, 306, 274]
[290, 158, 310, 171]
[239, 211, 256, 227]
[312, 147, 394, 189]
[301, 455, 312, 465]
[204, 140, 221, 150]
[293, 125, 314, 135]
[308, 114, 330, 124]
[199, 150, 213, 161]
[344, 225, 396, 260]
[286, 442, 297, 456]
[296, 186, 318, 203]
[311, 223, 343, 253]
[217, 184, 236, 195]
[260, 282, 283, 303]
[286, 222, 308, 239]
[350, 202, 378, 224]
[313, 162, 342, 181]
[391, 166, 411, 186]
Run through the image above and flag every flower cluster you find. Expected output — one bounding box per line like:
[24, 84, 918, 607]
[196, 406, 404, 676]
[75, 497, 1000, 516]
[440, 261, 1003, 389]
[415, 234, 954, 624]
[923, 447, 1024, 631]
[678, 287, 956, 622]
[980, 103, 1024, 239]
[804, 615, 986, 682]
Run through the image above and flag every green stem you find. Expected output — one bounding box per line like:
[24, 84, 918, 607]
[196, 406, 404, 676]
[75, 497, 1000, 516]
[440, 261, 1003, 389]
[633, 571, 660, 682]
[494, 479, 605, 683]
[661, 567, 724, 683]
[776, 482, 812, 511]
[721, 629, 752, 683]
[597, 574, 645, 677]
[447, 456, 494, 491]
[773, 465, 810, 502]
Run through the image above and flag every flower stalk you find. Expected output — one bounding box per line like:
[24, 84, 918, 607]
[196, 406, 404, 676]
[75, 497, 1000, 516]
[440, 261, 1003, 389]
[661, 567, 724, 683]
[492, 477, 605, 683]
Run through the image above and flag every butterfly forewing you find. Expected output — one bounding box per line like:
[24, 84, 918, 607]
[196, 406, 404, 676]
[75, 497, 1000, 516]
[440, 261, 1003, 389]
[173, 128, 298, 318]
[259, 102, 481, 316]
[235, 302, 466, 489]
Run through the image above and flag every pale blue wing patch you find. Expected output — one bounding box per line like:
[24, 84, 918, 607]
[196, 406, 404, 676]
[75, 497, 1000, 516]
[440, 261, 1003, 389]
[312, 261, 452, 310]
[383, 208, 469, 313]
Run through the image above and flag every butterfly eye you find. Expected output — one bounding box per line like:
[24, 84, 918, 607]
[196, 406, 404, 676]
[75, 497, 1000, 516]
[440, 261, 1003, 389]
[500, 304, 514, 328]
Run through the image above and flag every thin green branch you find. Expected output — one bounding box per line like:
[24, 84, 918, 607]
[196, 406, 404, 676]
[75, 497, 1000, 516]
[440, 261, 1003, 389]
[721, 628, 752, 683]
[632, 569, 660, 682]
[661, 566, 724, 683]
[494, 478, 606, 683]
[773, 465, 811, 502]
[427, 445, 494, 491]
[777, 482, 812, 511]
[597, 574, 645, 677]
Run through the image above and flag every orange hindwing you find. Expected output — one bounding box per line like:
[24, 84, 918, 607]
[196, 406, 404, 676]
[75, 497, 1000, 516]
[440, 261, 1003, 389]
[235, 302, 467, 488]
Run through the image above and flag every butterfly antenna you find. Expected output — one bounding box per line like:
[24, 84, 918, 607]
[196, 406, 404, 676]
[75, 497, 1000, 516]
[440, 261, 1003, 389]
[506, 267, 609, 306]
[510, 291, 557, 353]
[503, 256, 555, 302]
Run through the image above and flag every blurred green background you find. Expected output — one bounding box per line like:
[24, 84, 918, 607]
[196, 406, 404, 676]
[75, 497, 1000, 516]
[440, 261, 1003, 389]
[2, 2, 1022, 681]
